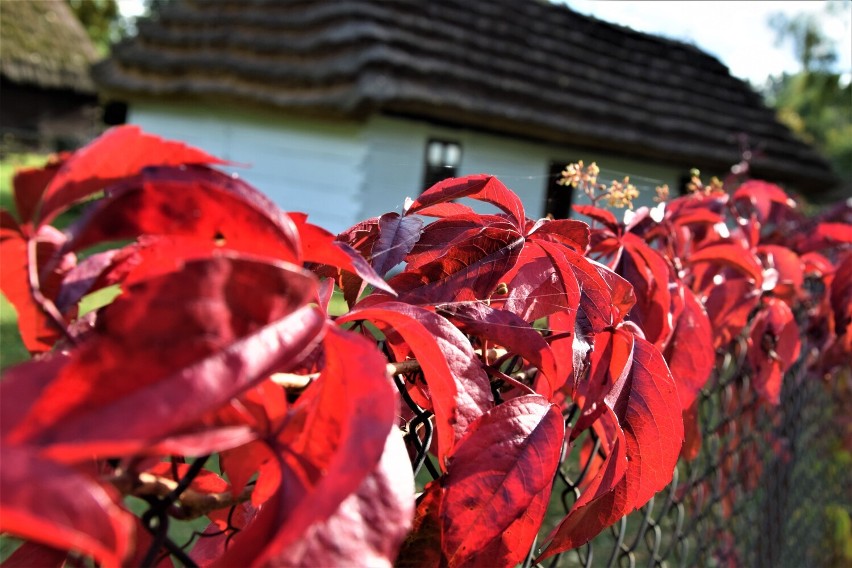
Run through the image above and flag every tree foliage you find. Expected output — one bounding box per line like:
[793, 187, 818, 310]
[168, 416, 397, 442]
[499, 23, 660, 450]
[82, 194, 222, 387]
[0, 127, 849, 566]
[765, 2, 852, 180]
[65, 0, 123, 55]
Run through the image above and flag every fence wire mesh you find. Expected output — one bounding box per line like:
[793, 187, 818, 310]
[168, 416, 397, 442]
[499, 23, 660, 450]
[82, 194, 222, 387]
[396, 335, 850, 568]
[513, 339, 851, 568]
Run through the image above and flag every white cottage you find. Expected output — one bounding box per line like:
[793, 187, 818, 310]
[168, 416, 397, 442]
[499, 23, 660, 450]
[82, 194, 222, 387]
[93, 0, 837, 234]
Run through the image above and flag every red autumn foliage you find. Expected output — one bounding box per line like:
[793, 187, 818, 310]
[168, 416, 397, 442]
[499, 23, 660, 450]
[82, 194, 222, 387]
[0, 127, 849, 567]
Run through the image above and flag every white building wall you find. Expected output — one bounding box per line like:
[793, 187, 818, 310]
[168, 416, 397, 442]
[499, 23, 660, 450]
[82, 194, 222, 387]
[128, 103, 687, 235]
[362, 114, 685, 223]
[128, 102, 367, 233]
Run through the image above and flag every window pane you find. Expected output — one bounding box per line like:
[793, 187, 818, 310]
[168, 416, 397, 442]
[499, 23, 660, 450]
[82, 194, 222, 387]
[423, 139, 462, 192]
[444, 143, 461, 167]
[544, 161, 573, 219]
[427, 141, 443, 167]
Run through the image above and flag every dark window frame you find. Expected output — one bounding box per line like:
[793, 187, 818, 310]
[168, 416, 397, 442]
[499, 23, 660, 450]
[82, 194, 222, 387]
[543, 161, 573, 219]
[422, 138, 462, 192]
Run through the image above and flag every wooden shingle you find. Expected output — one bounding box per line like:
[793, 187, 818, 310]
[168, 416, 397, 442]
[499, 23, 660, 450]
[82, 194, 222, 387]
[1, 0, 99, 93]
[93, 0, 837, 191]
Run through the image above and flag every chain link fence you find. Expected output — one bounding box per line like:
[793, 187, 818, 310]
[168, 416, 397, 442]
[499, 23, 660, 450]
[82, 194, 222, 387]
[47, 331, 844, 567]
[519, 340, 851, 568]
[100, 309, 849, 568]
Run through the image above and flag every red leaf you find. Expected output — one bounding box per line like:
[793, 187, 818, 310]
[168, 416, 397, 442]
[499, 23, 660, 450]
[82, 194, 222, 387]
[0, 352, 69, 436]
[547, 310, 587, 398]
[191, 504, 258, 566]
[371, 213, 424, 277]
[748, 297, 800, 405]
[441, 395, 563, 567]
[732, 180, 796, 224]
[216, 381, 288, 500]
[1, 542, 68, 568]
[0, 215, 75, 353]
[390, 224, 524, 305]
[220, 441, 277, 505]
[540, 335, 682, 558]
[218, 327, 401, 567]
[701, 276, 761, 348]
[146, 462, 230, 494]
[689, 242, 764, 286]
[831, 252, 852, 338]
[339, 302, 492, 466]
[608, 335, 683, 505]
[499, 244, 580, 323]
[539, 408, 629, 557]
[664, 286, 714, 410]
[0, 446, 134, 566]
[145, 426, 259, 458]
[291, 212, 395, 296]
[49, 237, 237, 323]
[665, 202, 724, 228]
[37, 125, 227, 225]
[53, 249, 121, 313]
[801, 250, 834, 279]
[7, 256, 324, 460]
[336, 217, 381, 253]
[756, 244, 803, 301]
[574, 417, 619, 493]
[538, 241, 635, 330]
[438, 302, 562, 398]
[407, 200, 478, 218]
[809, 222, 852, 251]
[403, 214, 507, 271]
[397, 482, 445, 567]
[3, 542, 68, 568]
[264, 428, 415, 567]
[680, 399, 702, 461]
[572, 204, 620, 232]
[571, 328, 634, 436]
[408, 175, 526, 230]
[11, 154, 67, 226]
[64, 167, 301, 265]
[526, 218, 590, 253]
[617, 234, 673, 346]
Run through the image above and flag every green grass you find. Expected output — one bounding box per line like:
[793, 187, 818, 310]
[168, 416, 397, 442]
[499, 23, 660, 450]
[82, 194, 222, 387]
[0, 153, 45, 213]
[0, 297, 29, 371]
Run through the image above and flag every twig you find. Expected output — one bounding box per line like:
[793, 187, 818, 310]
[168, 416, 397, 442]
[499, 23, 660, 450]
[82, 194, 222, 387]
[271, 359, 424, 392]
[108, 470, 253, 520]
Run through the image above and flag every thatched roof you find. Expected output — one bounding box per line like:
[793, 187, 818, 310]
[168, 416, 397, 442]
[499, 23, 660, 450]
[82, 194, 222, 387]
[93, 0, 837, 191]
[0, 0, 100, 93]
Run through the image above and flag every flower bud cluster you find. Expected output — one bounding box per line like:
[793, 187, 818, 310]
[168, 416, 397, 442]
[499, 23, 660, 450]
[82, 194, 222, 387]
[685, 169, 724, 196]
[606, 177, 638, 209]
[558, 160, 599, 188]
[559, 161, 641, 209]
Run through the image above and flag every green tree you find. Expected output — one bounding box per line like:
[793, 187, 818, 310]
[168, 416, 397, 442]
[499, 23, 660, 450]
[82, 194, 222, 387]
[765, 1, 852, 181]
[65, 0, 124, 55]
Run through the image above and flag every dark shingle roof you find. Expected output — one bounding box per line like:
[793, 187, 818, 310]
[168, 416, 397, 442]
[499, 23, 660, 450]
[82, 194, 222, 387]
[1, 0, 100, 93]
[93, 0, 837, 190]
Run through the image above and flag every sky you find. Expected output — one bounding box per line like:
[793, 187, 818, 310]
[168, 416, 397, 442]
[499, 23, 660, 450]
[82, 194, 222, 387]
[562, 0, 852, 86]
[117, 0, 852, 87]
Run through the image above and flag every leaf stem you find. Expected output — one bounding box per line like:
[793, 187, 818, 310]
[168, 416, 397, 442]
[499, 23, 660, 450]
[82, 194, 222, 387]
[26, 237, 77, 346]
[485, 366, 537, 395]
